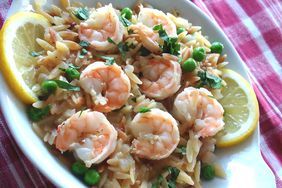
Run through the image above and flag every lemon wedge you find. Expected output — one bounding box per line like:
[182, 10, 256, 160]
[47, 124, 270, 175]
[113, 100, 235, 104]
[216, 69, 259, 147]
[0, 12, 50, 104]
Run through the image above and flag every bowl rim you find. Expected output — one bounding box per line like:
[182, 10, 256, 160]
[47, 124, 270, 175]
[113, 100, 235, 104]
[0, 0, 275, 187]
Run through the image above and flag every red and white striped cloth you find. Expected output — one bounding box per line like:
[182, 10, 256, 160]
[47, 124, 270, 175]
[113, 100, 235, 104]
[0, 0, 281, 187]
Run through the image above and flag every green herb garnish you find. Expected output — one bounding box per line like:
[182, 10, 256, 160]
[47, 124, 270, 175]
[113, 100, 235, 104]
[107, 37, 134, 60]
[197, 71, 222, 89]
[140, 46, 151, 56]
[138, 107, 151, 113]
[69, 64, 80, 70]
[119, 16, 132, 27]
[128, 29, 134, 34]
[151, 175, 164, 188]
[27, 105, 51, 122]
[131, 97, 137, 102]
[73, 7, 89, 20]
[29, 51, 42, 57]
[175, 146, 186, 155]
[53, 80, 80, 91]
[153, 24, 180, 56]
[107, 37, 116, 44]
[167, 166, 180, 188]
[79, 40, 90, 48]
[97, 55, 115, 66]
[78, 107, 87, 117]
[81, 48, 88, 55]
[152, 167, 180, 188]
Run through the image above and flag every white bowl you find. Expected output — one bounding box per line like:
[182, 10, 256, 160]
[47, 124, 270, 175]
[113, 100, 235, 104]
[1, 0, 275, 187]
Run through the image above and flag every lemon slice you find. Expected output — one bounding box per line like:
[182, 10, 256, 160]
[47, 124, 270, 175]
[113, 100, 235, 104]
[0, 12, 50, 104]
[216, 69, 259, 147]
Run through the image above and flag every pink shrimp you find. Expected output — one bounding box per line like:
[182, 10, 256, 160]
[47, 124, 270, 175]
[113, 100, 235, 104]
[173, 87, 224, 137]
[130, 108, 180, 160]
[137, 54, 181, 100]
[79, 62, 131, 112]
[78, 4, 124, 51]
[55, 110, 117, 167]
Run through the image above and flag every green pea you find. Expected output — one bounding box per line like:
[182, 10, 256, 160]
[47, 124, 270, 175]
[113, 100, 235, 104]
[84, 169, 100, 186]
[177, 27, 186, 35]
[192, 47, 206, 61]
[201, 164, 215, 181]
[211, 42, 224, 54]
[41, 80, 58, 95]
[65, 68, 80, 81]
[71, 161, 88, 176]
[121, 7, 133, 20]
[182, 58, 197, 72]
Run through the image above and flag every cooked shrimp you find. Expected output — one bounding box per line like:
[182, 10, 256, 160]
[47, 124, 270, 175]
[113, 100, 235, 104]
[137, 54, 181, 100]
[79, 4, 124, 51]
[79, 61, 131, 112]
[138, 7, 177, 37]
[128, 7, 177, 53]
[130, 108, 180, 160]
[129, 23, 161, 53]
[55, 110, 117, 167]
[173, 87, 224, 137]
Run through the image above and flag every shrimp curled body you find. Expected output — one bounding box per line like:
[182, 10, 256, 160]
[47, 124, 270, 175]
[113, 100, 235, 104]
[138, 54, 181, 100]
[138, 7, 177, 37]
[80, 62, 131, 112]
[55, 110, 118, 167]
[173, 87, 224, 137]
[79, 4, 124, 51]
[130, 108, 180, 160]
[129, 7, 177, 53]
